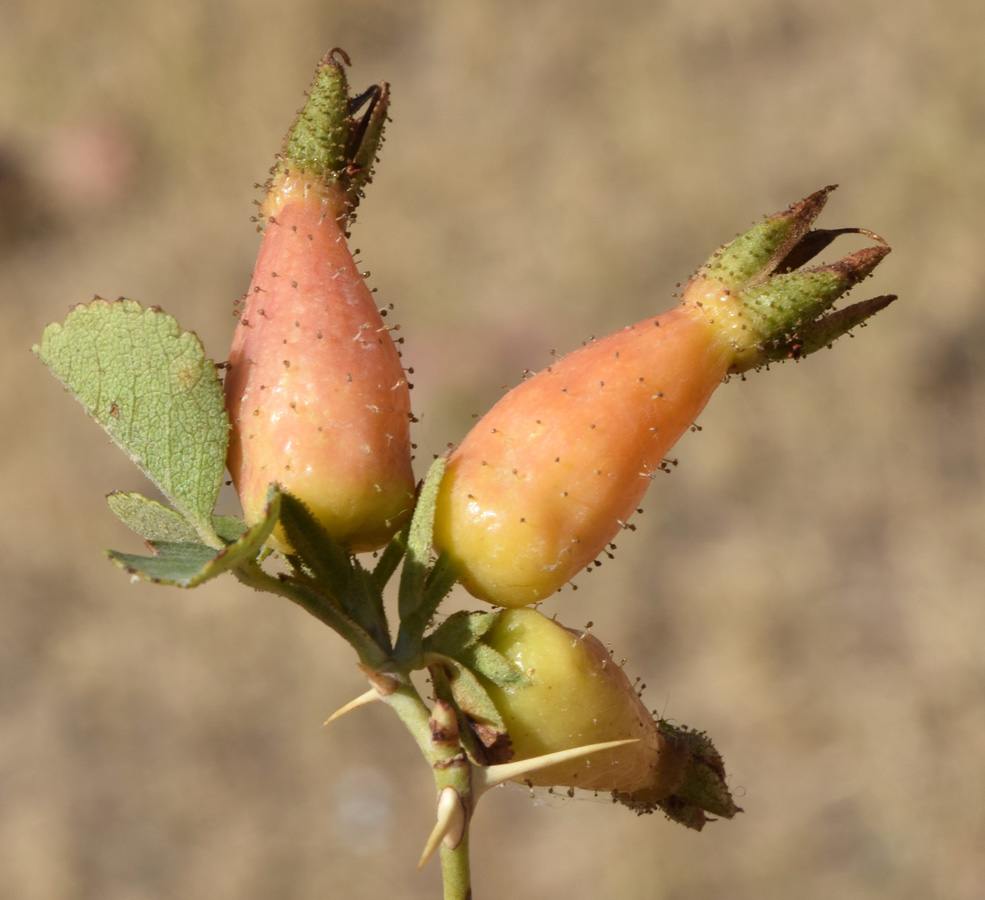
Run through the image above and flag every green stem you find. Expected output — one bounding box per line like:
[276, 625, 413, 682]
[433, 754, 473, 900]
[379, 673, 436, 757]
[235, 482, 474, 898]
[439, 819, 472, 900]
[379, 672, 473, 900]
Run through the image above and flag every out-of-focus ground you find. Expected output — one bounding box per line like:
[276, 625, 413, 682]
[3, 1, 984, 898]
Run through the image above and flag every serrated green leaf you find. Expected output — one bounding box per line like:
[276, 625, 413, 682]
[107, 488, 280, 587]
[108, 492, 247, 544]
[108, 492, 201, 542]
[34, 298, 228, 547]
[108, 541, 220, 586]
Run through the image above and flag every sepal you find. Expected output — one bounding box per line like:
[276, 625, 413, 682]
[702, 186, 833, 292]
[276, 48, 389, 213]
[685, 186, 894, 371]
[614, 723, 741, 831]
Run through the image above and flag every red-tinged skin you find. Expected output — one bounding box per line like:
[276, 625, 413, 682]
[432, 299, 733, 607]
[224, 174, 415, 553]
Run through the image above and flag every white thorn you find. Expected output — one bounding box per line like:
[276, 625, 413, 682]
[418, 786, 465, 870]
[322, 688, 380, 726]
[472, 739, 639, 799]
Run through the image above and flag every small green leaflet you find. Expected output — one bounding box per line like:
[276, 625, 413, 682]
[107, 492, 247, 544]
[107, 488, 281, 588]
[33, 298, 229, 547]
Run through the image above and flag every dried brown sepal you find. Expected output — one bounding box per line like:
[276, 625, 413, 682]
[775, 226, 885, 273]
[613, 723, 741, 831]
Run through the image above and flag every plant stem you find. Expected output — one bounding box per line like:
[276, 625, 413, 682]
[379, 673, 435, 756]
[380, 672, 473, 899]
[235, 540, 475, 898]
[440, 825, 472, 900]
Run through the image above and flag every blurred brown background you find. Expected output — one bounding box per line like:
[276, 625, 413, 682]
[3, 1, 984, 898]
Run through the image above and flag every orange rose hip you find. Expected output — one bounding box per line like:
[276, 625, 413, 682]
[224, 55, 414, 553]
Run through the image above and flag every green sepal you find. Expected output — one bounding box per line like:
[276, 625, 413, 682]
[740, 267, 851, 332]
[107, 491, 246, 544]
[428, 657, 506, 729]
[424, 619, 532, 766]
[347, 81, 389, 202]
[421, 611, 533, 762]
[737, 245, 892, 364]
[795, 293, 896, 358]
[398, 458, 447, 618]
[284, 50, 351, 179]
[689, 188, 895, 372]
[106, 487, 281, 587]
[351, 561, 393, 654]
[423, 553, 461, 612]
[279, 48, 389, 211]
[275, 572, 389, 669]
[461, 640, 530, 689]
[33, 298, 228, 548]
[703, 187, 831, 292]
